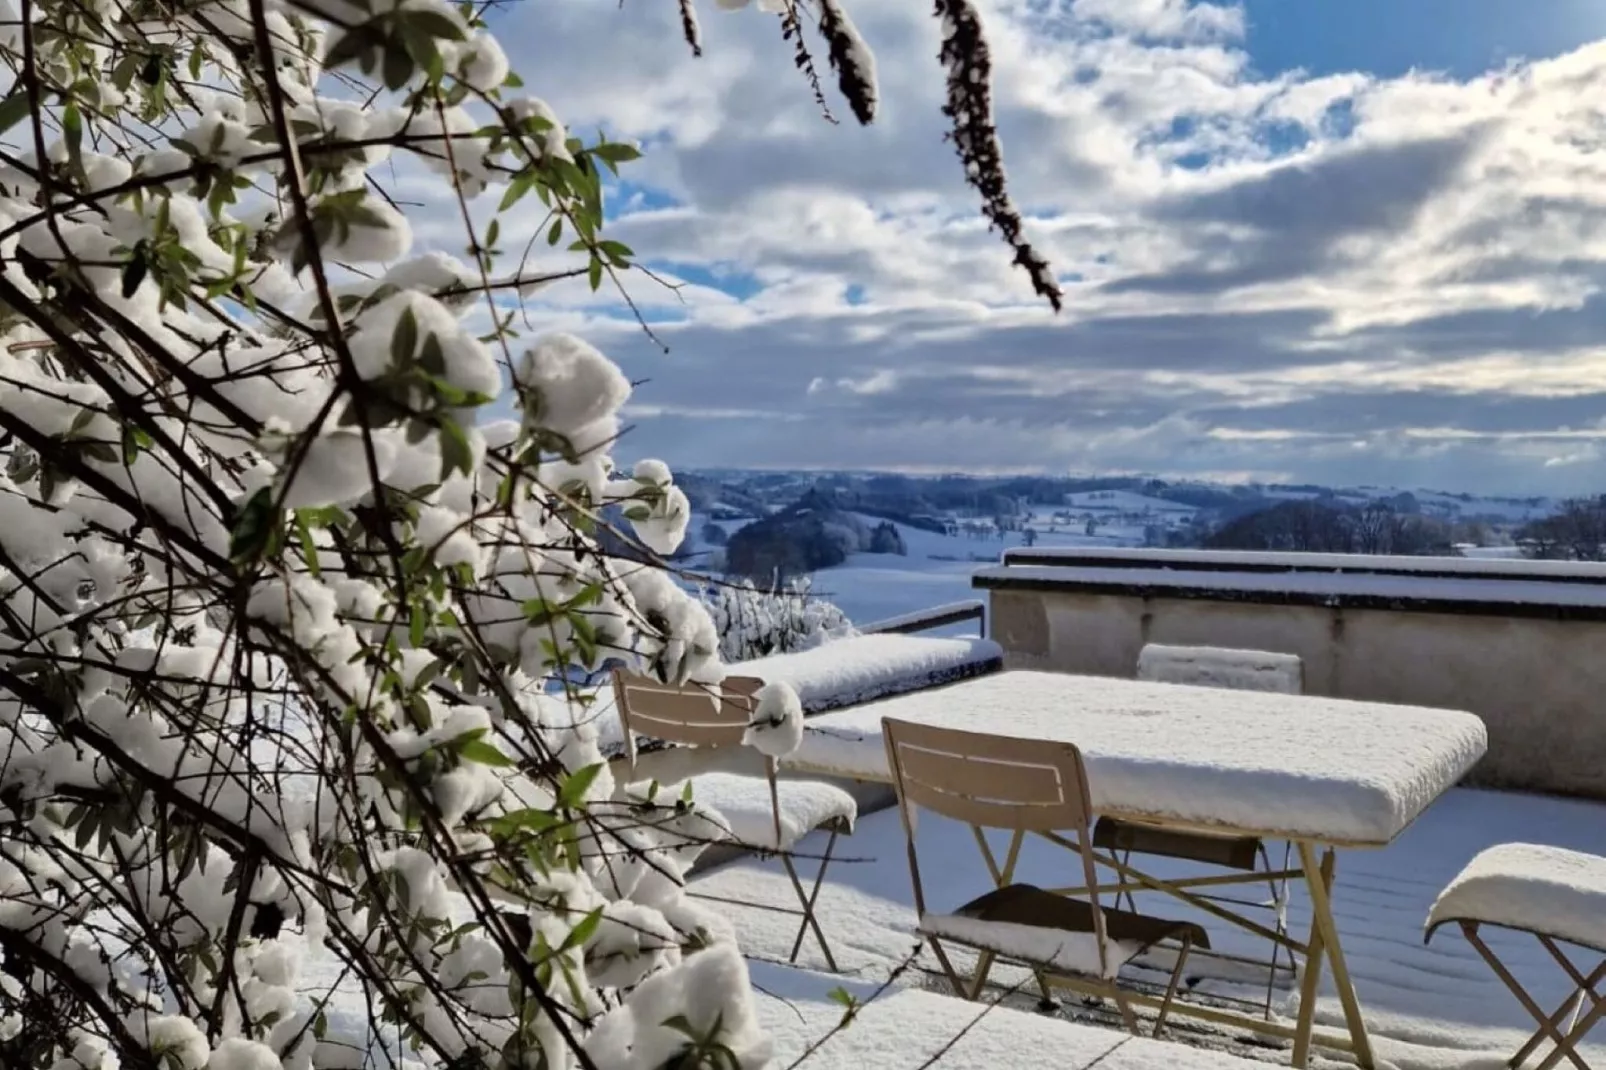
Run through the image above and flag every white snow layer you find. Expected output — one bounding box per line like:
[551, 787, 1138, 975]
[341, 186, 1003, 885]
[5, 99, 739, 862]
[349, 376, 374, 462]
[976, 563, 1606, 610]
[590, 633, 1003, 758]
[691, 772, 856, 852]
[788, 671, 1486, 844]
[737, 633, 1002, 712]
[751, 961, 1268, 1070]
[1136, 644, 1302, 694]
[701, 788, 1606, 1070]
[917, 912, 1138, 980]
[1427, 842, 1606, 953]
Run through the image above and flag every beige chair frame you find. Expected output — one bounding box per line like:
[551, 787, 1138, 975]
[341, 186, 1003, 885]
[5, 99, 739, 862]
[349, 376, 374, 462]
[1429, 919, 1606, 1070]
[611, 670, 845, 970]
[882, 716, 1202, 1036]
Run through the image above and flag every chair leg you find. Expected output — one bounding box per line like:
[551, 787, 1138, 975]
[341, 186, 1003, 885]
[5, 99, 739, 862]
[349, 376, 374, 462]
[1110, 982, 1140, 1034]
[1461, 923, 1601, 1070]
[1116, 849, 1137, 913]
[783, 827, 841, 970]
[781, 848, 839, 973]
[1154, 934, 1194, 1039]
[1034, 970, 1060, 1012]
[968, 950, 997, 1001]
[928, 936, 967, 998]
[1262, 840, 1294, 1020]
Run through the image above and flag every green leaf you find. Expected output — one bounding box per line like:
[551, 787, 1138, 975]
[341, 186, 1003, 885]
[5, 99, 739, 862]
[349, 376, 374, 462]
[438, 419, 473, 480]
[591, 141, 642, 165]
[229, 486, 280, 564]
[587, 255, 603, 292]
[296, 515, 321, 577]
[406, 8, 468, 43]
[409, 603, 426, 647]
[382, 44, 415, 91]
[556, 763, 603, 809]
[546, 218, 563, 246]
[458, 738, 515, 768]
[120, 246, 148, 298]
[0, 92, 28, 136]
[418, 333, 447, 376]
[392, 305, 419, 367]
[111, 54, 141, 93]
[494, 807, 560, 834]
[498, 174, 533, 212]
[119, 423, 144, 466]
[827, 987, 856, 1008]
[558, 907, 603, 952]
[60, 102, 84, 177]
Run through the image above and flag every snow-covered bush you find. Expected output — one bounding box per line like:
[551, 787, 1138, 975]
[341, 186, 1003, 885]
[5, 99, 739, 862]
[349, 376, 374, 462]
[0, 0, 1054, 1067]
[705, 578, 856, 662]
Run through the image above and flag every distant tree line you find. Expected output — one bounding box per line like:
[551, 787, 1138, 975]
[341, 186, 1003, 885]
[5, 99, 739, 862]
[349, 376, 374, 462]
[1204, 500, 1455, 556]
[1516, 496, 1606, 560]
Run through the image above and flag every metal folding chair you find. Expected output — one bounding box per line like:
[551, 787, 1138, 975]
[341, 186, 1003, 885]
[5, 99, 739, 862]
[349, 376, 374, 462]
[882, 716, 1207, 1036]
[1427, 844, 1606, 1070]
[612, 670, 853, 970]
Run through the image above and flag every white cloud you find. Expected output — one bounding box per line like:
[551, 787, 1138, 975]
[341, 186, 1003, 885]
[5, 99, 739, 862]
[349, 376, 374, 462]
[469, 0, 1606, 494]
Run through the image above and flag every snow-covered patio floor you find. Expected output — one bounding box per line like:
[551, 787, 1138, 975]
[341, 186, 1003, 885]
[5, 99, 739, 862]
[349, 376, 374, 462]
[751, 960, 1289, 1070]
[697, 786, 1606, 1070]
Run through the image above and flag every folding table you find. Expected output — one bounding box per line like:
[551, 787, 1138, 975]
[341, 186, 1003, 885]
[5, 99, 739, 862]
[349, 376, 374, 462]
[783, 670, 1488, 1068]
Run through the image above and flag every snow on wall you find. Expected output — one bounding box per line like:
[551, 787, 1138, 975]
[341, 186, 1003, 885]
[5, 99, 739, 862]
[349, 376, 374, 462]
[999, 546, 1606, 581]
[977, 564, 1606, 608]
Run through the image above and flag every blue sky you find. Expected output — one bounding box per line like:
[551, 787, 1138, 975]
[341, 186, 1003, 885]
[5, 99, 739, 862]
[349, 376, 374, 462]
[485, 0, 1606, 494]
[1242, 0, 1606, 80]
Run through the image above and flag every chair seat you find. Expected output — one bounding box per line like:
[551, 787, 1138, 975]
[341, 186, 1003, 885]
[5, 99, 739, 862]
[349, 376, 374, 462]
[1426, 843, 1606, 954]
[1093, 816, 1264, 872]
[687, 772, 856, 852]
[920, 883, 1209, 980]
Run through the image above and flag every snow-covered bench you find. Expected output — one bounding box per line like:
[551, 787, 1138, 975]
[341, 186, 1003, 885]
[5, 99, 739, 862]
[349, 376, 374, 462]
[1426, 844, 1606, 1069]
[595, 633, 1003, 761]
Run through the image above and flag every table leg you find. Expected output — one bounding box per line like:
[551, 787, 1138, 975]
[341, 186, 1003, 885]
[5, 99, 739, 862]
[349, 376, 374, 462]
[1296, 843, 1375, 1069]
[1290, 849, 1328, 1069]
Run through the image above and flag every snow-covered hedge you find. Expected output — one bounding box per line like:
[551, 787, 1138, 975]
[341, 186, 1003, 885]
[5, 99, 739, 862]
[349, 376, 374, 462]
[0, 0, 1055, 1066]
[704, 578, 857, 662]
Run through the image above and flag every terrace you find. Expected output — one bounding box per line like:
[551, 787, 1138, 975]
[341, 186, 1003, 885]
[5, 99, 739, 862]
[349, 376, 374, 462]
[618, 548, 1606, 1069]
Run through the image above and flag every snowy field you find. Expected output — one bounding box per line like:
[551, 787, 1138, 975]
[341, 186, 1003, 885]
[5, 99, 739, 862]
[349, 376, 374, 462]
[702, 512, 1146, 631]
[696, 786, 1606, 1070]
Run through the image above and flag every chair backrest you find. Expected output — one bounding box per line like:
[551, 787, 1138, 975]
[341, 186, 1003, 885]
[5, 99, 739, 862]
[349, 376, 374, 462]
[611, 671, 764, 751]
[612, 670, 783, 846]
[882, 717, 1094, 835]
[882, 717, 1109, 958]
[1136, 643, 1303, 695]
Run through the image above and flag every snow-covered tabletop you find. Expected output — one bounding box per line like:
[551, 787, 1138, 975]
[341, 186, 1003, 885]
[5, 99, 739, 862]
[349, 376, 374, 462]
[788, 671, 1488, 845]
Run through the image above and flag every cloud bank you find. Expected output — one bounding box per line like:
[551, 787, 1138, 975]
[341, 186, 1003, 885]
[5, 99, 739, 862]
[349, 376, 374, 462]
[466, 0, 1606, 494]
